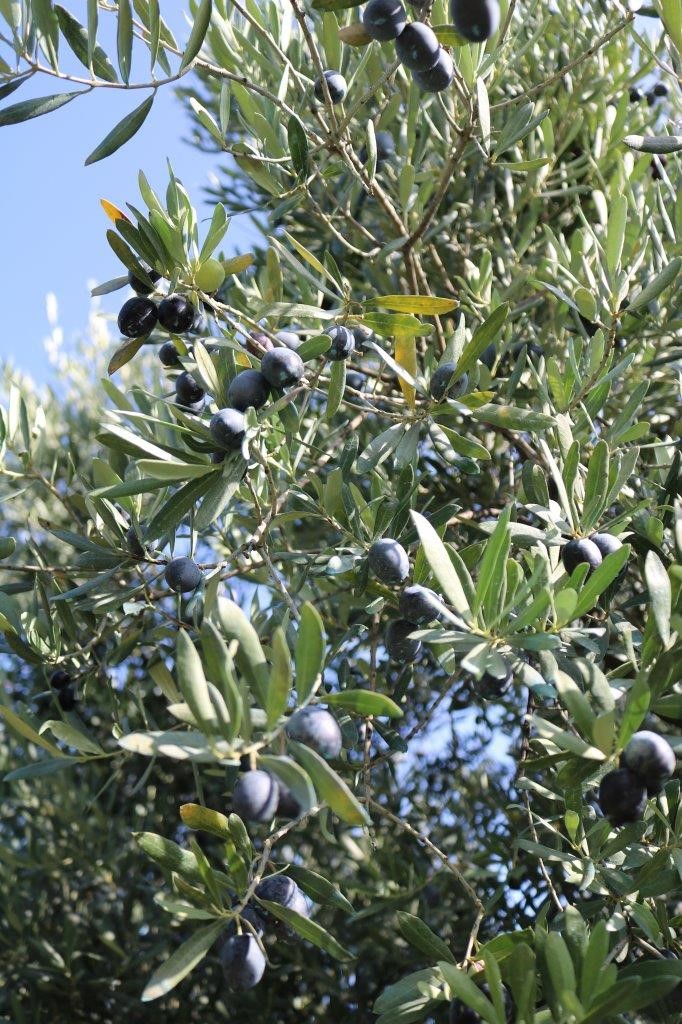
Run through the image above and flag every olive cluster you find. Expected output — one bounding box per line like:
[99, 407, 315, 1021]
[220, 706, 343, 988]
[362, 0, 454, 93]
[118, 270, 199, 347]
[367, 537, 442, 663]
[116, 266, 211, 411]
[161, 326, 358, 595]
[234, 709, 342, 822]
[220, 874, 313, 990]
[561, 532, 624, 576]
[598, 731, 676, 826]
[361, 0, 500, 95]
[49, 668, 77, 710]
[114, 261, 232, 406]
[160, 343, 303, 596]
[367, 536, 513, 698]
[629, 80, 669, 106]
[208, 323, 357, 460]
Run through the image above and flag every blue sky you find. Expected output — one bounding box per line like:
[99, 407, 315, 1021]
[0, 9, 248, 384]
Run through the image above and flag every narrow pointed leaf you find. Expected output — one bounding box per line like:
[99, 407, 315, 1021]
[0, 91, 79, 126]
[176, 629, 218, 731]
[628, 257, 681, 310]
[215, 597, 269, 706]
[201, 620, 242, 740]
[135, 832, 204, 883]
[411, 511, 471, 618]
[439, 962, 499, 1022]
[294, 604, 326, 702]
[288, 113, 309, 177]
[572, 545, 630, 619]
[179, 0, 212, 70]
[623, 133, 682, 154]
[55, 5, 118, 80]
[267, 627, 292, 728]
[397, 912, 456, 963]
[179, 803, 231, 840]
[395, 331, 417, 409]
[108, 336, 145, 374]
[86, 0, 98, 63]
[85, 95, 154, 165]
[324, 690, 403, 719]
[148, 0, 161, 68]
[117, 0, 133, 82]
[0, 706, 63, 757]
[257, 899, 354, 960]
[258, 754, 317, 813]
[455, 304, 508, 377]
[368, 295, 457, 315]
[645, 551, 671, 646]
[289, 740, 370, 825]
[282, 863, 355, 913]
[141, 921, 224, 1002]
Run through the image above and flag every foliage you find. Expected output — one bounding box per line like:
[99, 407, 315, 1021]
[0, 1, 681, 1022]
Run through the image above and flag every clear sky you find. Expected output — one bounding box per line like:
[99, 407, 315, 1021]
[0, 9, 250, 384]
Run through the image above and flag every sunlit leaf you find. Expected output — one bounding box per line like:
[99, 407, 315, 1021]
[289, 740, 370, 825]
[0, 92, 79, 126]
[179, 0, 212, 70]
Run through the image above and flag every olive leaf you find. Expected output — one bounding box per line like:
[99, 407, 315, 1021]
[85, 95, 154, 165]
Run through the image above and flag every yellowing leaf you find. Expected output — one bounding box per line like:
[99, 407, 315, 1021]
[369, 295, 458, 315]
[395, 332, 417, 409]
[361, 312, 431, 338]
[338, 23, 372, 46]
[222, 252, 255, 275]
[101, 198, 129, 224]
[180, 803, 232, 840]
[282, 231, 327, 278]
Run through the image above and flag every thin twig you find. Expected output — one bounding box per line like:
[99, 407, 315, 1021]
[369, 798, 485, 914]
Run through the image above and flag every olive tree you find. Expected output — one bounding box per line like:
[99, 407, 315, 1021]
[0, 1, 681, 1022]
